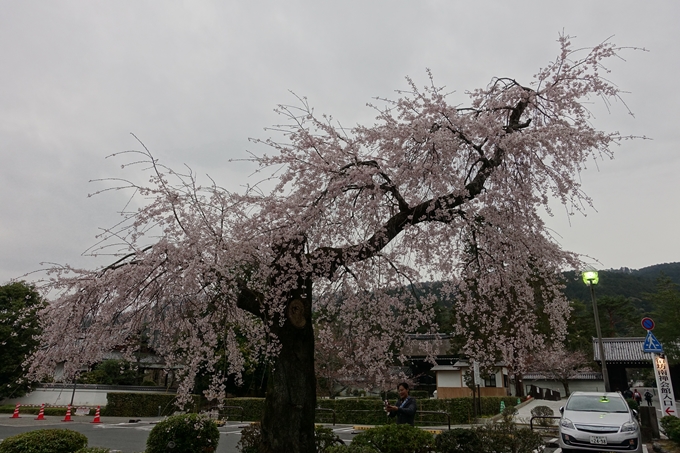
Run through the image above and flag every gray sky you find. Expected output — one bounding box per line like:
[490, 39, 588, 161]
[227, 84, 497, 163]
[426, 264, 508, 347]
[1, 0, 678, 285]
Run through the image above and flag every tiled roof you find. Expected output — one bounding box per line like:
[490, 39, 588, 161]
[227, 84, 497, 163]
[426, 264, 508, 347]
[523, 372, 603, 380]
[402, 334, 455, 357]
[592, 337, 655, 363]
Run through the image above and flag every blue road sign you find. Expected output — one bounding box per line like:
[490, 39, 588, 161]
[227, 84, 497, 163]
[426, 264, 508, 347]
[643, 330, 663, 353]
[641, 317, 655, 330]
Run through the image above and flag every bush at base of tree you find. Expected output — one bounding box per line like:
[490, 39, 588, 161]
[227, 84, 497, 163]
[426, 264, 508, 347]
[145, 413, 219, 453]
[350, 424, 434, 453]
[0, 429, 88, 453]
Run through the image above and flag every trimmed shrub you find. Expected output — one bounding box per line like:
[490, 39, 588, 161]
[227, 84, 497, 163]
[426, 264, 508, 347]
[215, 395, 518, 425]
[351, 424, 434, 453]
[409, 390, 431, 399]
[435, 428, 483, 453]
[661, 415, 680, 444]
[103, 392, 200, 417]
[530, 405, 555, 426]
[477, 411, 544, 453]
[0, 429, 88, 453]
[146, 413, 219, 453]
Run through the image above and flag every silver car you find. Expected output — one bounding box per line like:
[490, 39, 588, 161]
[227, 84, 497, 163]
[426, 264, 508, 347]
[558, 391, 642, 452]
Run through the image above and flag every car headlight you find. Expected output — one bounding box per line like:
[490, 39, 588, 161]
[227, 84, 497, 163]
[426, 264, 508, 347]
[621, 421, 638, 432]
[560, 418, 575, 430]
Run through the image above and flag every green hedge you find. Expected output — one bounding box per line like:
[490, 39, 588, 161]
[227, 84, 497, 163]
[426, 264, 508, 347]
[1, 395, 517, 422]
[0, 405, 94, 416]
[219, 396, 518, 425]
[214, 398, 264, 422]
[102, 393, 201, 417]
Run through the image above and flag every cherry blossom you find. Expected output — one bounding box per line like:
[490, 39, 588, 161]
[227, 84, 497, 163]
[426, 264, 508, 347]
[26, 36, 640, 453]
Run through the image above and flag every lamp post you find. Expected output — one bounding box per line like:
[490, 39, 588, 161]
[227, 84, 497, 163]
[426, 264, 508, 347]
[583, 269, 611, 392]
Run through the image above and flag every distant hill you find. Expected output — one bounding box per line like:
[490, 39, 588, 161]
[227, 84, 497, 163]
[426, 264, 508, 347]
[563, 262, 680, 311]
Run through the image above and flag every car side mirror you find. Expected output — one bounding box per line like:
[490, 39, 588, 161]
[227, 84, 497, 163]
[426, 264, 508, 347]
[559, 406, 564, 414]
[632, 409, 638, 418]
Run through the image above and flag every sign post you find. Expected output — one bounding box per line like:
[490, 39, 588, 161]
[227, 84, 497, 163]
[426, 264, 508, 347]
[652, 354, 678, 418]
[641, 317, 678, 419]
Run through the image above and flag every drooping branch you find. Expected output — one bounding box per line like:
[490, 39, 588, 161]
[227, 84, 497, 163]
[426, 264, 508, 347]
[309, 96, 531, 280]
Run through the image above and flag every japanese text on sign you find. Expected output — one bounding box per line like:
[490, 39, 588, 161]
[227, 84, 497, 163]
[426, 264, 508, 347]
[653, 355, 678, 418]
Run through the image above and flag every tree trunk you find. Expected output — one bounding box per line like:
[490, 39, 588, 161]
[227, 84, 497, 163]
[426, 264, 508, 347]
[514, 373, 524, 397]
[260, 277, 316, 453]
[562, 380, 570, 398]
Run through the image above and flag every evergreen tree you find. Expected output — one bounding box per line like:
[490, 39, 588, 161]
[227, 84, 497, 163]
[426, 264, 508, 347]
[649, 276, 680, 362]
[0, 282, 44, 399]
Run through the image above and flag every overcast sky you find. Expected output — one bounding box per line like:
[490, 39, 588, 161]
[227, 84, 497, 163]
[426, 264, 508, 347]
[1, 0, 678, 285]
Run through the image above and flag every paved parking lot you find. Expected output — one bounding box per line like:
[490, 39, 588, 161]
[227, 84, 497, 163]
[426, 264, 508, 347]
[0, 408, 652, 453]
[0, 416, 368, 453]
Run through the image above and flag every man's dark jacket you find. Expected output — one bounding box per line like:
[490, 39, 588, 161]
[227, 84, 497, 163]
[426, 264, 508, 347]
[388, 396, 417, 425]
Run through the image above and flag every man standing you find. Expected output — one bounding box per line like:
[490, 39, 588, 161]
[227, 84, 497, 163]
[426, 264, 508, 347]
[644, 390, 653, 407]
[385, 382, 417, 425]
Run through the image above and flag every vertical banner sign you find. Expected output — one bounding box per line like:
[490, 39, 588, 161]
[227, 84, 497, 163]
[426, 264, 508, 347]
[653, 354, 678, 418]
[473, 361, 481, 387]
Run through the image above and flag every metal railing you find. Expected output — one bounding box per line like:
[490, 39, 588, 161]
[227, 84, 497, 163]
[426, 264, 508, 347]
[417, 410, 451, 430]
[529, 415, 561, 432]
[218, 405, 245, 422]
[320, 409, 451, 430]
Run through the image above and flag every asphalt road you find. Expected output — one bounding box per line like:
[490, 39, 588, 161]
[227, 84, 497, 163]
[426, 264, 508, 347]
[0, 416, 367, 453]
[1, 415, 644, 453]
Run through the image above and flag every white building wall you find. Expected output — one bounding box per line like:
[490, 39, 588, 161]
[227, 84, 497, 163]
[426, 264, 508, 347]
[2, 387, 173, 407]
[524, 379, 606, 396]
[437, 370, 462, 387]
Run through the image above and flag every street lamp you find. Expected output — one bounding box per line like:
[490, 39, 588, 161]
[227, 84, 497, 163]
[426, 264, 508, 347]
[582, 269, 611, 392]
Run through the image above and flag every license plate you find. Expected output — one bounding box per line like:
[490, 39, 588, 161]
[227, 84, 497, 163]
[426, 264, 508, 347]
[589, 436, 607, 445]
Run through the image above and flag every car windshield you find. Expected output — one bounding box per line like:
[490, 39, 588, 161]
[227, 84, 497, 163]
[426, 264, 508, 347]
[565, 395, 629, 413]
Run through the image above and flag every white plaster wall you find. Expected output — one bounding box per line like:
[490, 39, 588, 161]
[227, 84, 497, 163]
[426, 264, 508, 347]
[2, 388, 174, 407]
[437, 370, 462, 387]
[524, 379, 607, 396]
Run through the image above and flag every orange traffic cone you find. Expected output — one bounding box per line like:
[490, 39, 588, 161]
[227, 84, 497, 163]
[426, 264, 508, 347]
[91, 406, 102, 424]
[35, 403, 46, 420]
[62, 404, 73, 422]
[10, 403, 20, 418]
